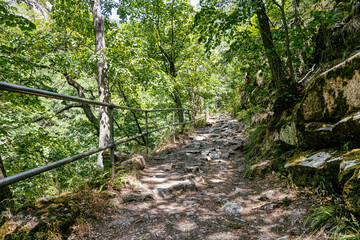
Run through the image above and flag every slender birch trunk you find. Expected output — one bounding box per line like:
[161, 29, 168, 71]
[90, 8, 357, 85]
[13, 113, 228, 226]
[91, 0, 110, 169]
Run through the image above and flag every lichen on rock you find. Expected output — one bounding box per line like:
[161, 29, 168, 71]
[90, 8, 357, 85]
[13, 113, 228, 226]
[0, 194, 82, 239]
[279, 121, 298, 146]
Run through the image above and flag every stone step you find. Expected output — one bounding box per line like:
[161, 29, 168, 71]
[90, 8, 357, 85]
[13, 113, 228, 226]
[153, 180, 197, 198]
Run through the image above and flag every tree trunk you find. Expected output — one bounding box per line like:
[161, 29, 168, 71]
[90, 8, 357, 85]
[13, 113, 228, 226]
[293, 0, 310, 71]
[158, 45, 185, 123]
[0, 155, 12, 211]
[169, 64, 184, 123]
[174, 92, 185, 123]
[92, 0, 110, 169]
[255, 0, 287, 89]
[280, 0, 296, 82]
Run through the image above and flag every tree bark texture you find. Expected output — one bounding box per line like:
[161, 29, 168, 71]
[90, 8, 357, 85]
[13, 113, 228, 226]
[173, 92, 184, 122]
[92, 0, 110, 169]
[255, 0, 287, 89]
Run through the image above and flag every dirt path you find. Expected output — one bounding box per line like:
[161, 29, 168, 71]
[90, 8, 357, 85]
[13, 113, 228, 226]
[88, 114, 311, 240]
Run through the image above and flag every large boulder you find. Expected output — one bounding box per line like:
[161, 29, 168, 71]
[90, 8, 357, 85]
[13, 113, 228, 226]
[279, 111, 360, 148]
[284, 150, 343, 188]
[332, 111, 360, 144]
[301, 111, 360, 148]
[298, 53, 360, 123]
[278, 53, 360, 148]
[285, 148, 360, 214]
[120, 154, 146, 170]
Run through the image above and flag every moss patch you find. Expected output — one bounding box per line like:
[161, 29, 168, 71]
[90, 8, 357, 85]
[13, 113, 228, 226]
[0, 194, 87, 240]
[325, 57, 360, 81]
[333, 91, 349, 120]
[342, 167, 360, 214]
[339, 149, 360, 184]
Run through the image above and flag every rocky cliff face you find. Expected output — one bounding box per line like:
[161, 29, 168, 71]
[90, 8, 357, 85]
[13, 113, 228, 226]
[279, 52, 360, 215]
[280, 53, 360, 148]
[299, 53, 360, 123]
[7, 0, 51, 19]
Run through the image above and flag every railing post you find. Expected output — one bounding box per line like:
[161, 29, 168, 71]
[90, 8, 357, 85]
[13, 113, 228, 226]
[205, 105, 209, 122]
[109, 105, 115, 179]
[145, 110, 149, 154]
[172, 110, 175, 142]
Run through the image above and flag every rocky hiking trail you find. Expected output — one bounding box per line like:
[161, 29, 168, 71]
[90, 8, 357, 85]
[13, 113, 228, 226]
[88, 114, 312, 240]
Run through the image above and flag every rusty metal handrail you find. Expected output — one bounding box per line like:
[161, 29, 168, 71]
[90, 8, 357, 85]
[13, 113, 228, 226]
[0, 81, 207, 187]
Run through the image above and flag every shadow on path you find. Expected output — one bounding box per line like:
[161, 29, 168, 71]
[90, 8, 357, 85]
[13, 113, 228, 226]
[89, 114, 311, 240]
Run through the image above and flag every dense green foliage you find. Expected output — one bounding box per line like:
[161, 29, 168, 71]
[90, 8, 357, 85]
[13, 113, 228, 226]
[0, 0, 218, 202]
[195, 0, 354, 119]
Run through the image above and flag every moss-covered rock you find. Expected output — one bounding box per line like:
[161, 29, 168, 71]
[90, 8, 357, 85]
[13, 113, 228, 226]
[342, 167, 360, 215]
[301, 111, 360, 148]
[338, 149, 360, 214]
[284, 148, 360, 214]
[0, 195, 81, 240]
[278, 54, 360, 148]
[298, 53, 360, 123]
[332, 111, 360, 144]
[280, 111, 360, 149]
[284, 150, 343, 189]
[301, 122, 337, 148]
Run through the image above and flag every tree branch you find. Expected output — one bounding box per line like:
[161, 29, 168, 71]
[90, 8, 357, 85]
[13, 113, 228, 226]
[34, 104, 83, 122]
[64, 74, 99, 134]
[158, 45, 171, 63]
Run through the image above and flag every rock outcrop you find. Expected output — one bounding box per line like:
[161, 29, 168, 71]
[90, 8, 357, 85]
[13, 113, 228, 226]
[285, 149, 360, 214]
[279, 53, 360, 148]
[285, 150, 343, 188]
[120, 154, 146, 170]
[280, 53, 360, 215]
[299, 53, 360, 123]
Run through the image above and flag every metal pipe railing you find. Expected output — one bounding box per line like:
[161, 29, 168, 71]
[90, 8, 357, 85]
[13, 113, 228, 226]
[0, 81, 207, 187]
[0, 82, 192, 112]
